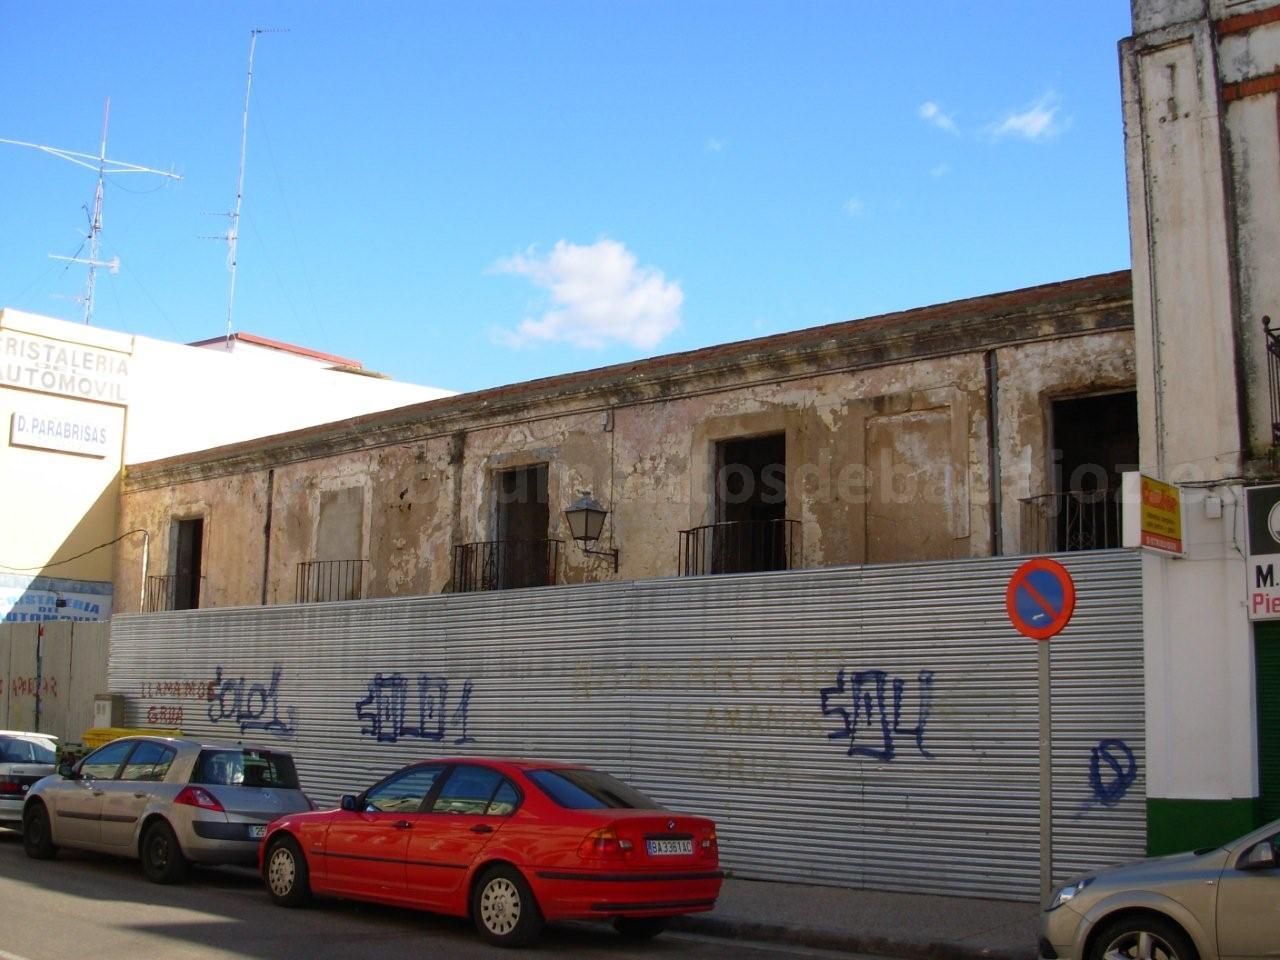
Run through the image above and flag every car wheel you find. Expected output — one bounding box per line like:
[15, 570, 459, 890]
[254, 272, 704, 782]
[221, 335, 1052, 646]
[1089, 914, 1198, 960]
[471, 864, 544, 947]
[613, 916, 668, 940]
[140, 820, 189, 884]
[264, 835, 312, 907]
[22, 802, 58, 859]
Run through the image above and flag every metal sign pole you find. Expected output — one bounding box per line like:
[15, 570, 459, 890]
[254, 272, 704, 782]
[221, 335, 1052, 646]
[1039, 640, 1053, 904]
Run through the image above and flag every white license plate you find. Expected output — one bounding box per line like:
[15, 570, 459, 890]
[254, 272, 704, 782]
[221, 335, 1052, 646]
[646, 838, 693, 856]
[248, 825, 267, 839]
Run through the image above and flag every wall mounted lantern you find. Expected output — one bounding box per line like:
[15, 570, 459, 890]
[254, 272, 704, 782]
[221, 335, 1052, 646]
[564, 492, 619, 572]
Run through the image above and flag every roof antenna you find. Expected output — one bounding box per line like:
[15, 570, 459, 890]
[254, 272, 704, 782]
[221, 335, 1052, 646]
[219, 27, 289, 350]
[1, 98, 181, 324]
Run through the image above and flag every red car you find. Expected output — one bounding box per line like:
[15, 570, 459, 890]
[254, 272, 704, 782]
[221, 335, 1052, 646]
[258, 757, 722, 947]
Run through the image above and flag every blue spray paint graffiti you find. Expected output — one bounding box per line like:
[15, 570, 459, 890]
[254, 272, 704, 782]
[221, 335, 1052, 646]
[207, 664, 296, 737]
[355, 673, 475, 744]
[820, 669, 935, 761]
[1088, 738, 1137, 807]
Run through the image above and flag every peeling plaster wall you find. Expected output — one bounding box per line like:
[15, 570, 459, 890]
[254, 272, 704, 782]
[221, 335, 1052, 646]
[996, 331, 1137, 554]
[115, 317, 1134, 612]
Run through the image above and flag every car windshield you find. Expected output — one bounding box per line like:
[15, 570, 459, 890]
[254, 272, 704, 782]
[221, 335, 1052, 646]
[0, 737, 57, 764]
[526, 768, 661, 810]
[192, 748, 299, 789]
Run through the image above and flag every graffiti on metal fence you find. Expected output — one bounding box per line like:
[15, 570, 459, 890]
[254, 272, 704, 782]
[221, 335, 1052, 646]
[1084, 737, 1138, 811]
[820, 668, 935, 761]
[207, 664, 297, 738]
[355, 672, 475, 745]
[0, 676, 58, 699]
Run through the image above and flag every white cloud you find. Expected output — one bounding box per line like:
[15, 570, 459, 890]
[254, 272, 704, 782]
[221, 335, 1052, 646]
[493, 239, 683, 350]
[842, 196, 865, 217]
[705, 137, 725, 153]
[989, 92, 1065, 141]
[930, 162, 951, 177]
[919, 101, 957, 133]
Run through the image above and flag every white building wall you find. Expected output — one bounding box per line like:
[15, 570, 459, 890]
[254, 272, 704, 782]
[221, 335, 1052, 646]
[1123, 0, 1280, 842]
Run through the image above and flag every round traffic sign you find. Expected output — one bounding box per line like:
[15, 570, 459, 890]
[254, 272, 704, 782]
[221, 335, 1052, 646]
[1006, 557, 1076, 640]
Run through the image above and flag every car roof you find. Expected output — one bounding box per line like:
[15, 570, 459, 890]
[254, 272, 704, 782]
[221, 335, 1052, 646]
[416, 756, 585, 772]
[0, 730, 58, 742]
[97, 735, 292, 753]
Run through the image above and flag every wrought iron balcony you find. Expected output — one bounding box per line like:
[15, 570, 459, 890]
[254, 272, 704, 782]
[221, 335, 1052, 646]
[1266, 316, 1280, 445]
[678, 519, 801, 576]
[451, 539, 561, 592]
[296, 559, 367, 603]
[1019, 490, 1121, 554]
[143, 574, 205, 612]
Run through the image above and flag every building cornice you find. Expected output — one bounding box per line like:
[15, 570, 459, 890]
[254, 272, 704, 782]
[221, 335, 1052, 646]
[123, 271, 1132, 491]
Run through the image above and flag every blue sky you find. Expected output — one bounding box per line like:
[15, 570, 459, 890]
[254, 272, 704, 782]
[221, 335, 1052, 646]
[1, 2, 1134, 393]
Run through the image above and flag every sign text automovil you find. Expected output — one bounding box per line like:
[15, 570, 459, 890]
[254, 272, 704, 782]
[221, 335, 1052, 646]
[1, 330, 129, 405]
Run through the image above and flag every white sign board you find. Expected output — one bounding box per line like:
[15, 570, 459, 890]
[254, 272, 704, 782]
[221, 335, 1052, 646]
[0, 573, 112, 623]
[1245, 484, 1280, 620]
[9, 401, 116, 458]
[0, 329, 129, 404]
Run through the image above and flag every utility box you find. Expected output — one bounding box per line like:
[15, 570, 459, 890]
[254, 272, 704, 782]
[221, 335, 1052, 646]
[93, 694, 125, 729]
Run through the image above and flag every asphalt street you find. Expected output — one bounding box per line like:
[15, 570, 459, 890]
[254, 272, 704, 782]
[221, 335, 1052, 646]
[0, 829, 886, 960]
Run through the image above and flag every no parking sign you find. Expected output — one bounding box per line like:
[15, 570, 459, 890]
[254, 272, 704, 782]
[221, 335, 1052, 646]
[1006, 558, 1076, 640]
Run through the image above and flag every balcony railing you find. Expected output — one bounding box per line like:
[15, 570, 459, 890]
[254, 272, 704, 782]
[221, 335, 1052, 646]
[1019, 490, 1121, 554]
[451, 539, 561, 592]
[1266, 316, 1280, 445]
[296, 559, 367, 603]
[678, 519, 800, 576]
[143, 575, 205, 612]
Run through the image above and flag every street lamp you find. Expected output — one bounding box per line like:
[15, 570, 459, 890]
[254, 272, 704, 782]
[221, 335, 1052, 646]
[564, 492, 619, 572]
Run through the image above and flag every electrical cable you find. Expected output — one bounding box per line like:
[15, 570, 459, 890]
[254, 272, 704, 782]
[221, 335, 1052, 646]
[0, 529, 148, 572]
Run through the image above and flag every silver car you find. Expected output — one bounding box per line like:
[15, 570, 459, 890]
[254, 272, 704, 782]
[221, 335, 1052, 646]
[1040, 817, 1280, 960]
[22, 735, 311, 883]
[0, 731, 58, 825]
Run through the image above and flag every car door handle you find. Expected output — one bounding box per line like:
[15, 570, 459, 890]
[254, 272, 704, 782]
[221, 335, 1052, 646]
[470, 824, 494, 834]
[92, 790, 104, 797]
[392, 820, 413, 830]
[133, 793, 148, 799]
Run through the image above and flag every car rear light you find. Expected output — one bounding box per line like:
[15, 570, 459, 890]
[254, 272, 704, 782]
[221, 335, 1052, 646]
[700, 829, 718, 854]
[175, 786, 225, 812]
[578, 827, 634, 860]
[0, 777, 22, 795]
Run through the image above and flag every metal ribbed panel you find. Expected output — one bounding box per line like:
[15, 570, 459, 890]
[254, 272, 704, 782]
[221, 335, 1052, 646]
[1048, 553, 1146, 882]
[108, 550, 1142, 901]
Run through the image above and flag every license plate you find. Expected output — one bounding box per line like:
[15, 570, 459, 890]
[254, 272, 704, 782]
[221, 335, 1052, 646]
[646, 838, 693, 856]
[248, 825, 267, 839]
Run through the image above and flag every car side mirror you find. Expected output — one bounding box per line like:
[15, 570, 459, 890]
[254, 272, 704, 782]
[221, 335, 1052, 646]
[1239, 840, 1277, 871]
[340, 794, 358, 812]
[57, 760, 79, 779]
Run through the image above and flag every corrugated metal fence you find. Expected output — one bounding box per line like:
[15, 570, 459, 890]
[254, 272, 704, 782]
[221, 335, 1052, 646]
[108, 550, 1144, 901]
[1, 621, 111, 742]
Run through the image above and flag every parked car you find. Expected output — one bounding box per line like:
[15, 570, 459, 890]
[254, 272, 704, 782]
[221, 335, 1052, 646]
[1039, 816, 1280, 960]
[22, 735, 312, 883]
[0, 731, 59, 826]
[260, 757, 722, 947]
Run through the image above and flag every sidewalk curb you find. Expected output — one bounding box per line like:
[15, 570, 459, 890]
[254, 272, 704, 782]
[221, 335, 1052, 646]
[669, 914, 1031, 960]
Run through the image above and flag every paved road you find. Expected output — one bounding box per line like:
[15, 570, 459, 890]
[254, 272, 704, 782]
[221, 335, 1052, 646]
[0, 829, 882, 960]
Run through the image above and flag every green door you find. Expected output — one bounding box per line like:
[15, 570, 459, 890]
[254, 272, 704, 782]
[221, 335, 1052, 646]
[1257, 623, 1280, 824]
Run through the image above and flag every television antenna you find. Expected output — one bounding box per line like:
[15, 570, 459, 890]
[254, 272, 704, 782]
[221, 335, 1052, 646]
[211, 27, 288, 348]
[1, 97, 181, 324]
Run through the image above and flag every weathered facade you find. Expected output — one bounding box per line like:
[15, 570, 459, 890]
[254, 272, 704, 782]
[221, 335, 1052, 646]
[115, 272, 1135, 611]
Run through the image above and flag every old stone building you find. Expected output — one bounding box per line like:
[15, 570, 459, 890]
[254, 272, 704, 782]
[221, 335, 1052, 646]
[113, 271, 1135, 611]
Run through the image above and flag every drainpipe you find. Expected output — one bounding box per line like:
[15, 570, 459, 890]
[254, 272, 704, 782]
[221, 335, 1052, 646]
[986, 350, 1004, 555]
[261, 468, 275, 605]
[139, 530, 150, 611]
